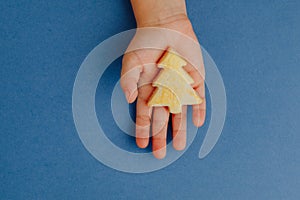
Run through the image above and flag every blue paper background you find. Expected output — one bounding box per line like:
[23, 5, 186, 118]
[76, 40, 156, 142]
[1, 0, 299, 199]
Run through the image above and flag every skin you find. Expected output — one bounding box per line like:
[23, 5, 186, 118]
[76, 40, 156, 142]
[120, 0, 206, 159]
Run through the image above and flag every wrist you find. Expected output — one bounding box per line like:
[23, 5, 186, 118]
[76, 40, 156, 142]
[130, 0, 188, 27]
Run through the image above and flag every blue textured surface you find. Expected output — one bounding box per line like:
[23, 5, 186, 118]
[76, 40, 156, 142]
[1, 0, 300, 199]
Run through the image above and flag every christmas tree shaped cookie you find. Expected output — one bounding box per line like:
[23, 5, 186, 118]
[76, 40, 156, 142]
[148, 49, 202, 113]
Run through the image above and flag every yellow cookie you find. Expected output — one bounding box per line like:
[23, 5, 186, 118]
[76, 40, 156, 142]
[148, 49, 202, 113]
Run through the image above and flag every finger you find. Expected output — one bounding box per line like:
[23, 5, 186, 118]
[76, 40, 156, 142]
[172, 106, 187, 150]
[192, 82, 206, 127]
[184, 62, 205, 88]
[120, 52, 142, 103]
[183, 62, 206, 127]
[152, 107, 169, 159]
[135, 84, 153, 148]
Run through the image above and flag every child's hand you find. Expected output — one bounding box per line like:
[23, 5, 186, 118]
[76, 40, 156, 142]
[120, 0, 205, 159]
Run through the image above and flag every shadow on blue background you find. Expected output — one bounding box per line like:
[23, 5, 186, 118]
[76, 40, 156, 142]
[1, 0, 299, 199]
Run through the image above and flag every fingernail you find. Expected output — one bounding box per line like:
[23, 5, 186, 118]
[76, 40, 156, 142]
[153, 148, 166, 159]
[173, 138, 186, 151]
[125, 90, 131, 102]
[136, 138, 149, 149]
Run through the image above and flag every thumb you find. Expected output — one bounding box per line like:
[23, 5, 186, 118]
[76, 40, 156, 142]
[120, 52, 142, 103]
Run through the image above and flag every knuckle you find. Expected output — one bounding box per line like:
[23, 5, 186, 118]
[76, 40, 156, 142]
[153, 135, 166, 141]
[122, 51, 141, 68]
[135, 129, 149, 138]
[173, 113, 186, 120]
[173, 129, 186, 135]
[136, 114, 151, 125]
[173, 112, 187, 122]
[152, 120, 167, 128]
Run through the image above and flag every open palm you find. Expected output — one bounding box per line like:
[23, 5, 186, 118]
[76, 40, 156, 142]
[121, 17, 206, 159]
